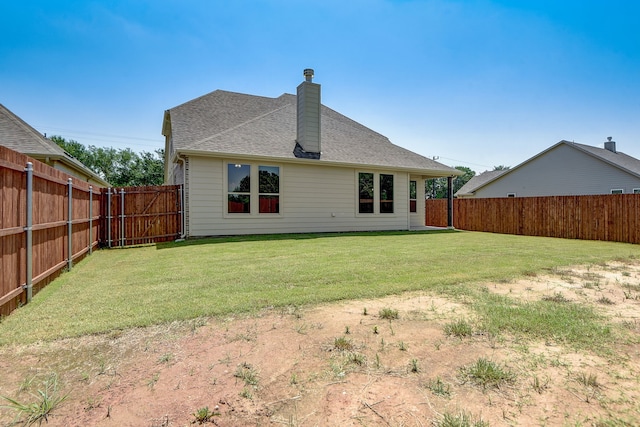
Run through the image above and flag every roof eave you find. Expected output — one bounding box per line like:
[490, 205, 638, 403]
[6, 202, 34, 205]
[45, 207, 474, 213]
[174, 148, 460, 178]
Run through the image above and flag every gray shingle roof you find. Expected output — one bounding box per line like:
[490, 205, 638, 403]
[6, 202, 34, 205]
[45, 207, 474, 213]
[455, 169, 507, 196]
[571, 141, 640, 177]
[0, 103, 109, 186]
[165, 90, 459, 176]
[0, 103, 67, 156]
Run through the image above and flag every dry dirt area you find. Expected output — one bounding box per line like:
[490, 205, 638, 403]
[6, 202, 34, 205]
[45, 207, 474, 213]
[1, 260, 640, 426]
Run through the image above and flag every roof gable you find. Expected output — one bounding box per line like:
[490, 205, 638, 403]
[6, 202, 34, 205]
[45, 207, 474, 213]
[464, 140, 640, 195]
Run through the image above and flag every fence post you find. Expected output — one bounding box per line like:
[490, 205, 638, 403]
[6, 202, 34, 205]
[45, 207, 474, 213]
[89, 186, 93, 255]
[107, 189, 112, 248]
[447, 176, 454, 229]
[24, 162, 33, 303]
[120, 188, 125, 247]
[67, 178, 73, 271]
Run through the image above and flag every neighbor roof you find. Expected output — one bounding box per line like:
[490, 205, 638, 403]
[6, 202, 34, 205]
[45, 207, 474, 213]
[456, 140, 640, 196]
[0, 103, 110, 186]
[164, 90, 460, 176]
[455, 169, 507, 197]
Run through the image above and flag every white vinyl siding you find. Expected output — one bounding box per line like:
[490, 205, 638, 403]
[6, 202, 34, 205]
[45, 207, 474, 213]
[187, 156, 412, 236]
[474, 144, 640, 198]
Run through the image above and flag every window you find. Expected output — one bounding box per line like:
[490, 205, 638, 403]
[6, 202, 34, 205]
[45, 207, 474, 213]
[380, 174, 394, 213]
[611, 189, 623, 194]
[409, 181, 417, 213]
[228, 164, 250, 213]
[259, 166, 280, 213]
[359, 173, 374, 213]
[507, 193, 516, 198]
[227, 163, 281, 214]
[633, 188, 640, 194]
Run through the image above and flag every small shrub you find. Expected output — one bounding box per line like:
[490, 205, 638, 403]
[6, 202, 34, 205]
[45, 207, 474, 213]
[379, 308, 399, 320]
[444, 319, 473, 338]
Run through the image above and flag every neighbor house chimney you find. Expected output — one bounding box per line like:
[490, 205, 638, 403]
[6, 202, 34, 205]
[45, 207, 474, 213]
[296, 68, 321, 154]
[604, 136, 616, 153]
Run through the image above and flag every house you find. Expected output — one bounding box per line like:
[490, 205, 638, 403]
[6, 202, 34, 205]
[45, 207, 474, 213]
[455, 139, 640, 198]
[162, 69, 461, 237]
[0, 103, 109, 187]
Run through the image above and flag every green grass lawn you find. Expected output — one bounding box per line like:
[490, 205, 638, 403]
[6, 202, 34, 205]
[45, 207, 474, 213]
[1, 230, 639, 346]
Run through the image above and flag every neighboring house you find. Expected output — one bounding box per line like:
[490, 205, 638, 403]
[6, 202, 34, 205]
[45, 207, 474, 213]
[163, 69, 461, 237]
[0, 103, 109, 187]
[455, 139, 640, 198]
[456, 169, 508, 198]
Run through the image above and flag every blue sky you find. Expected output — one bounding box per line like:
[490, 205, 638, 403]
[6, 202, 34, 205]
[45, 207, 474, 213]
[2, 0, 638, 172]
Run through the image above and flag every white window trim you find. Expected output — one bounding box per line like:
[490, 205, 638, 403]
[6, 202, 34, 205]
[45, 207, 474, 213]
[610, 189, 624, 194]
[633, 188, 640, 194]
[224, 161, 283, 217]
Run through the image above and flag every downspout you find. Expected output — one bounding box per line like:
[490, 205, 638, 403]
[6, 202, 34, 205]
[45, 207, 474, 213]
[176, 153, 187, 240]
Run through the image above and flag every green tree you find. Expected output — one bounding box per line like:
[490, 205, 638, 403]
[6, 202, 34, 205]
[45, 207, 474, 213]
[426, 166, 476, 199]
[52, 136, 164, 186]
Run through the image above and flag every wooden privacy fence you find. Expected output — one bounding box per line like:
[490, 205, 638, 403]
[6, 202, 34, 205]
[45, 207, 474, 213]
[426, 195, 640, 244]
[0, 146, 100, 315]
[1, 146, 183, 316]
[101, 185, 183, 247]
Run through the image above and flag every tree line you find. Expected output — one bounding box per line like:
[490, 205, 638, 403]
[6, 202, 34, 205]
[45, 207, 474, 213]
[52, 136, 164, 187]
[426, 165, 510, 199]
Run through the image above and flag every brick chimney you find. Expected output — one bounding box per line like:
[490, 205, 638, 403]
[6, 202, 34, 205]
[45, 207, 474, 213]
[604, 136, 616, 153]
[296, 68, 321, 154]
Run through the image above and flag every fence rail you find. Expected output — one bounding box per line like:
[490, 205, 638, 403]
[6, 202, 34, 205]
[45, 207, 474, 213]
[1, 146, 183, 316]
[426, 195, 640, 244]
[0, 146, 100, 315]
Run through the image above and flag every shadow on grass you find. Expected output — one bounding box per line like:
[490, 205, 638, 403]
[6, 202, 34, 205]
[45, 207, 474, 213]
[155, 229, 460, 250]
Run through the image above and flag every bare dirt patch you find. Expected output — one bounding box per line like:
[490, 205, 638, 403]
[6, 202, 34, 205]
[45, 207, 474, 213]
[1, 260, 640, 426]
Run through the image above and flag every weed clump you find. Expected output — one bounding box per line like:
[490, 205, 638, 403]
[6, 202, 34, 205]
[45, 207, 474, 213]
[379, 308, 399, 320]
[444, 319, 473, 338]
[460, 358, 515, 389]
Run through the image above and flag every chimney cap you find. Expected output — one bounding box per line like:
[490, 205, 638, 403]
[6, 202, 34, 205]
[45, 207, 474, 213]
[607, 136, 613, 142]
[303, 68, 314, 82]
